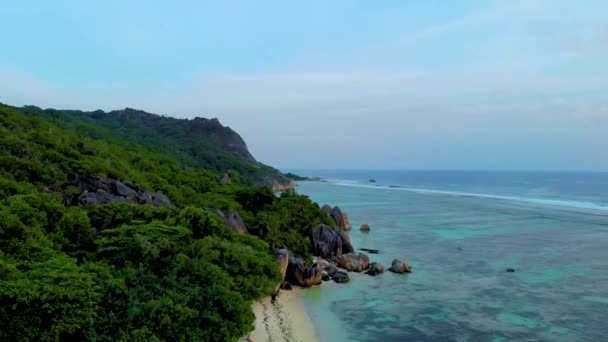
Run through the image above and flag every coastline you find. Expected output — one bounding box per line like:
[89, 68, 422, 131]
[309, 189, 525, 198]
[244, 288, 318, 342]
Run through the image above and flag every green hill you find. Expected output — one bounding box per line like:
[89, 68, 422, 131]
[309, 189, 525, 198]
[17, 105, 292, 186]
[0, 103, 331, 341]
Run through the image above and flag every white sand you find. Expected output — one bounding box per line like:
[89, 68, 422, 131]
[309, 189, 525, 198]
[243, 289, 318, 342]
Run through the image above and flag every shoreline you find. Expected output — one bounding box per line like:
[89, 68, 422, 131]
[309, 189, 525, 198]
[244, 288, 318, 342]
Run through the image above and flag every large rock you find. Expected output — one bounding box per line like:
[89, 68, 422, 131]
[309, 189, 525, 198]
[389, 259, 412, 273]
[335, 252, 370, 272]
[330, 206, 351, 231]
[321, 204, 333, 216]
[331, 271, 350, 283]
[207, 208, 248, 234]
[360, 224, 370, 232]
[151, 191, 174, 207]
[226, 209, 248, 234]
[310, 224, 354, 259]
[366, 262, 384, 276]
[112, 180, 137, 197]
[272, 249, 289, 297]
[286, 255, 322, 287]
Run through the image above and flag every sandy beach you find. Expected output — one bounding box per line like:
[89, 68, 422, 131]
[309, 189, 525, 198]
[243, 289, 318, 342]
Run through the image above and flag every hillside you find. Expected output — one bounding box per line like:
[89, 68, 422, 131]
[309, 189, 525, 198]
[0, 103, 332, 341]
[17, 105, 292, 186]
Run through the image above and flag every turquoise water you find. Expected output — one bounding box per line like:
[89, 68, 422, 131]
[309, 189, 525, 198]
[294, 176, 608, 341]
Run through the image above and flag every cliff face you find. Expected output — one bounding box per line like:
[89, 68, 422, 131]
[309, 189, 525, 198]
[22, 106, 292, 186]
[106, 108, 257, 165]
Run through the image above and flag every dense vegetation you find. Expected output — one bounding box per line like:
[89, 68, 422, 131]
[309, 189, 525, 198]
[18, 105, 291, 186]
[0, 103, 332, 341]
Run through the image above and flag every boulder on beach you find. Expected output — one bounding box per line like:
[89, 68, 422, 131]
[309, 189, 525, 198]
[335, 252, 370, 272]
[388, 258, 412, 273]
[360, 224, 370, 232]
[286, 255, 323, 287]
[310, 224, 354, 259]
[366, 262, 384, 276]
[272, 249, 289, 297]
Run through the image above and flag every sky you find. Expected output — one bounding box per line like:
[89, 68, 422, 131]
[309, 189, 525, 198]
[1, 0, 607, 170]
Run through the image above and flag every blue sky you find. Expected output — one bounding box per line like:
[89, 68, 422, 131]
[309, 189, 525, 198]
[1, 0, 607, 170]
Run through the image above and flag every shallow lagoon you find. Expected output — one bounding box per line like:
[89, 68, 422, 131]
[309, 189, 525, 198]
[296, 180, 608, 341]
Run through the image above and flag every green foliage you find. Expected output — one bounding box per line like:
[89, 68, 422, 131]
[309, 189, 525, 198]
[0, 103, 332, 341]
[189, 236, 282, 300]
[177, 207, 232, 239]
[0, 252, 112, 342]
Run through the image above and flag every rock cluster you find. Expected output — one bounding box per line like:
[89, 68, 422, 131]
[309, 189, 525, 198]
[274, 223, 413, 293]
[70, 175, 173, 207]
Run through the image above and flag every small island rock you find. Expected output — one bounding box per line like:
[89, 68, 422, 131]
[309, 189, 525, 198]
[360, 224, 371, 232]
[366, 262, 384, 276]
[388, 258, 412, 273]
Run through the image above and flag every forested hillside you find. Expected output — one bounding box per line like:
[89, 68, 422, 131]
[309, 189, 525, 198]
[17, 105, 292, 186]
[0, 103, 332, 341]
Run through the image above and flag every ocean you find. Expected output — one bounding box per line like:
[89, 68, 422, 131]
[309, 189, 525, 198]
[288, 170, 608, 341]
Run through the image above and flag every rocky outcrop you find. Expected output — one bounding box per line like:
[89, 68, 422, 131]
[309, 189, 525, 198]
[310, 224, 354, 259]
[335, 253, 370, 272]
[272, 179, 296, 191]
[388, 259, 412, 273]
[71, 175, 174, 207]
[207, 208, 248, 234]
[272, 249, 290, 297]
[360, 224, 370, 232]
[286, 255, 322, 287]
[330, 206, 351, 231]
[366, 262, 384, 276]
[321, 205, 351, 231]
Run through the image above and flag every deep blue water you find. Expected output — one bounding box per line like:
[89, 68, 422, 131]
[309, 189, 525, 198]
[287, 170, 608, 341]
